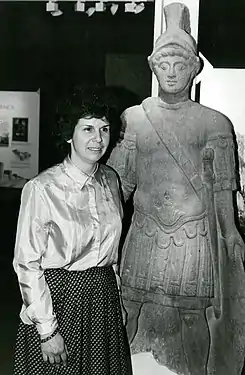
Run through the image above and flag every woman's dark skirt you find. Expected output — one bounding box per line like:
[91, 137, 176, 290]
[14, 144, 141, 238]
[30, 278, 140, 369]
[13, 266, 131, 375]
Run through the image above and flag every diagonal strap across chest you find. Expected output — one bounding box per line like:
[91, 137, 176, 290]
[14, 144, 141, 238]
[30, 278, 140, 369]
[142, 97, 204, 200]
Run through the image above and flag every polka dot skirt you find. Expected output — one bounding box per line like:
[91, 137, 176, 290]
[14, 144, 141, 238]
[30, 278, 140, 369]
[13, 266, 131, 375]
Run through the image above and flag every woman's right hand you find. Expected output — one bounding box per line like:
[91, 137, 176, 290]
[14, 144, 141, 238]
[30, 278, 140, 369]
[41, 332, 68, 365]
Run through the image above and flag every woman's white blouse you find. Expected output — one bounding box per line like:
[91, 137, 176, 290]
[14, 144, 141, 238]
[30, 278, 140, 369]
[13, 157, 123, 335]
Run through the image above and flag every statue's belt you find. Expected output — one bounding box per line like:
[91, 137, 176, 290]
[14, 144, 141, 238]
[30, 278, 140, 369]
[133, 206, 208, 234]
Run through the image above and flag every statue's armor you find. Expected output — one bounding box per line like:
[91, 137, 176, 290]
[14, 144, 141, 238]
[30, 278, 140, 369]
[122, 212, 213, 303]
[122, 105, 213, 301]
[108, 98, 237, 371]
[109, 99, 236, 305]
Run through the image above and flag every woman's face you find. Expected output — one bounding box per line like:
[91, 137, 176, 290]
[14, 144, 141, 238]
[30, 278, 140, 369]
[70, 116, 110, 167]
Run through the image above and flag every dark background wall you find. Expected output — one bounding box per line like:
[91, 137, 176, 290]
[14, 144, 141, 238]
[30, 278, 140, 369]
[0, 1, 245, 169]
[0, 1, 154, 170]
[199, 0, 245, 68]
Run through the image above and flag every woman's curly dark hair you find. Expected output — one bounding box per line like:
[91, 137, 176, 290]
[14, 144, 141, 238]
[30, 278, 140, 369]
[53, 85, 140, 161]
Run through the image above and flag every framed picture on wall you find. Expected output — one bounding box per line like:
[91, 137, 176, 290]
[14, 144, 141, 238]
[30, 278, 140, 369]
[0, 119, 10, 147]
[12, 117, 29, 142]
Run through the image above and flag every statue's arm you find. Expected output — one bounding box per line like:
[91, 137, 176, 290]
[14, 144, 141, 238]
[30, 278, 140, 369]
[207, 117, 244, 258]
[214, 185, 244, 261]
[107, 108, 137, 202]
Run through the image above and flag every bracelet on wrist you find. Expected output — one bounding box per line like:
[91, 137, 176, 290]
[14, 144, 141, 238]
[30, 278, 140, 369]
[40, 328, 59, 343]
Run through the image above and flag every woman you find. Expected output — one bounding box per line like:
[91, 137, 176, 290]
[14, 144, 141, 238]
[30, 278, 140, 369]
[13, 89, 130, 374]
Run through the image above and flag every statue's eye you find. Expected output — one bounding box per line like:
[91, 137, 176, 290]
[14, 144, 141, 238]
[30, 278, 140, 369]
[159, 63, 168, 70]
[177, 63, 187, 71]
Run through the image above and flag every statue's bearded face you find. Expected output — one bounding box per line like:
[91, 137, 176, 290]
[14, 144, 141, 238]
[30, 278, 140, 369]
[152, 52, 196, 95]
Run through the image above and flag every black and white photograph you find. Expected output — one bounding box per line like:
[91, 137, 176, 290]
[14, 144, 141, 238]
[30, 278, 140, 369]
[1, 1, 245, 375]
[12, 117, 29, 142]
[0, 119, 10, 147]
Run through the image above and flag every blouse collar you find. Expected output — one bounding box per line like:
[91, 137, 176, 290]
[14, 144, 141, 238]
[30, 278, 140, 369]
[62, 156, 100, 189]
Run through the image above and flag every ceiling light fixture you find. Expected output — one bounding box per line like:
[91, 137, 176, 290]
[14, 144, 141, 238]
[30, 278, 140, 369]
[135, 2, 145, 13]
[75, 0, 85, 12]
[125, 2, 136, 13]
[46, 0, 63, 16]
[86, 6, 96, 16]
[110, 3, 119, 15]
[51, 9, 63, 16]
[95, 2, 106, 12]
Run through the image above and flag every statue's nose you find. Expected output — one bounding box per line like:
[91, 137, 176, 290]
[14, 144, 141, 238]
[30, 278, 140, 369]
[167, 66, 176, 77]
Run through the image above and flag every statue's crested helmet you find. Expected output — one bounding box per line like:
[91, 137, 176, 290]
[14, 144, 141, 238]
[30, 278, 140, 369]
[149, 2, 197, 65]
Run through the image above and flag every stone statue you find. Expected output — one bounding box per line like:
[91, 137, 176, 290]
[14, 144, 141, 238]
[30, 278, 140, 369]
[108, 2, 245, 374]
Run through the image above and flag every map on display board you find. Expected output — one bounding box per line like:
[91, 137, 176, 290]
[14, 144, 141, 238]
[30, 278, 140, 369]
[0, 91, 40, 185]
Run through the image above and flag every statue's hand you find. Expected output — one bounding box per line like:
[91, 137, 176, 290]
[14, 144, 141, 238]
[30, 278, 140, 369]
[223, 229, 245, 262]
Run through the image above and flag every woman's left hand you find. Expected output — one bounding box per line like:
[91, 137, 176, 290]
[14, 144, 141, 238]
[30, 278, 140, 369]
[41, 331, 68, 365]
